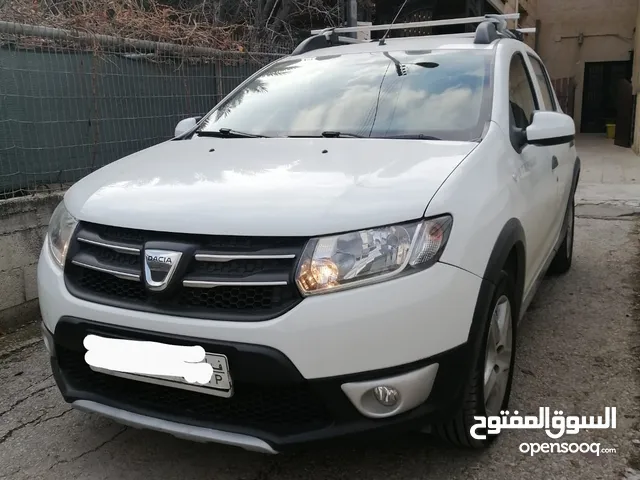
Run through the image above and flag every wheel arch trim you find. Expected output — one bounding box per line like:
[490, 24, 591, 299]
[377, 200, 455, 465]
[467, 218, 526, 347]
[446, 218, 525, 415]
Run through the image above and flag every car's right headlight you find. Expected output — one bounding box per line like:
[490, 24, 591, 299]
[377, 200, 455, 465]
[47, 201, 78, 269]
[295, 215, 453, 295]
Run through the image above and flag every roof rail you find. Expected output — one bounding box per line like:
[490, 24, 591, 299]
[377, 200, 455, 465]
[309, 13, 519, 35]
[291, 28, 366, 55]
[475, 17, 537, 44]
[292, 14, 531, 56]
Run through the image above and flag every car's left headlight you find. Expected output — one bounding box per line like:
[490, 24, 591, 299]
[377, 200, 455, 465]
[47, 201, 78, 269]
[295, 215, 453, 295]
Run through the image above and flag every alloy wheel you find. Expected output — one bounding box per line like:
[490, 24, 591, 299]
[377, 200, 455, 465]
[483, 295, 513, 416]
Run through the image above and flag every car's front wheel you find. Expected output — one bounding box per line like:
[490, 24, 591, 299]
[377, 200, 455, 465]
[433, 270, 517, 448]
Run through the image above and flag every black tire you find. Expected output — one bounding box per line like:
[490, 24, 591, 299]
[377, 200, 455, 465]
[548, 194, 574, 275]
[433, 270, 517, 448]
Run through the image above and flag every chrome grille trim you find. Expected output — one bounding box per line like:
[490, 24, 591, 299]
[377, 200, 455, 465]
[183, 280, 289, 289]
[77, 237, 141, 255]
[71, 260, 141, 281]
[195, 253, 296, 262]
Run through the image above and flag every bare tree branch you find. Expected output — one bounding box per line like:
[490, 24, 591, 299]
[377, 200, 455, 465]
[1, 0, 342, 52]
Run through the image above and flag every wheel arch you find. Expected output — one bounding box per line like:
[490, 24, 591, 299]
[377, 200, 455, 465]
[447, 218, 526, 417]
[467, 218, 526, 347]
[557, 156, 581, 240]
[572, 156, 581, 195]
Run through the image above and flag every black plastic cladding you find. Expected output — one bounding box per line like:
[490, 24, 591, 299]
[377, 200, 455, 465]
[50, 317, 472, 448]
[57, 344, 332, 435]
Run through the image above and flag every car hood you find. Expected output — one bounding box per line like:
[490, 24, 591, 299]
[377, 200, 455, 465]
[65, 137, 477, 237]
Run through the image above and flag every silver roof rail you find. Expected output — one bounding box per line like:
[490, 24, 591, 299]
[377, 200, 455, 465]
[290, 29, 367, 55]
[310, 13, 520, 35]
[292, 13, 531, 56]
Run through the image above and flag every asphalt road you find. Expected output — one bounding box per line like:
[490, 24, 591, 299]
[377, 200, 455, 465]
[1, 212, 640, 480]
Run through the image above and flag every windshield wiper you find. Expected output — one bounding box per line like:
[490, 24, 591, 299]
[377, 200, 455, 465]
[288, 131, 365, 138]
[379, 134, 442, 140]
[321, 131, 364, 138]
[196, 128, 269, 138]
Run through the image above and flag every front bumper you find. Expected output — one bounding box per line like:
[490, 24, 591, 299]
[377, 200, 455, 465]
[43, 319, 473, 453]
[38, 242, 484, 452]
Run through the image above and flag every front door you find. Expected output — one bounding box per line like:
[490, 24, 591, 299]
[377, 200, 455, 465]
[527, 54, 572, 239]
[508, 53, 558, 290]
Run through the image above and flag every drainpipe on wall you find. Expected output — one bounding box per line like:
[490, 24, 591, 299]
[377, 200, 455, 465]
[346, 0, 358, 39]
[633, 9, 640, 153]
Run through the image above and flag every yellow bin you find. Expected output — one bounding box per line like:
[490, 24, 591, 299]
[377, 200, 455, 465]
[606, 123, 616, 139]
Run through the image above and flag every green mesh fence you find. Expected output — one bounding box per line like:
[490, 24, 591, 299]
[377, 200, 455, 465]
[0, 23, 292, 198]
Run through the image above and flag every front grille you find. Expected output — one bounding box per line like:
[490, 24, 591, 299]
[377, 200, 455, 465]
[57, 345, 332, 436]
[64, 222, 306, 321]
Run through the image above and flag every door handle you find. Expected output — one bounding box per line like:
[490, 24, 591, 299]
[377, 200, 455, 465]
[551, 156, 559, 170]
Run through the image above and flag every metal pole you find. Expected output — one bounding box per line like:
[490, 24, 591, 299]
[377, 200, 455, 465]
[312, 13, 520, 34]
[0, 20, 280, 57]
[346, 0, 358, 38]
[534, 20, 541, 51]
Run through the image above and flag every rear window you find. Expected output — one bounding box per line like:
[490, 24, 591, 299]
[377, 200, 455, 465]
[198, 49, 494, 142]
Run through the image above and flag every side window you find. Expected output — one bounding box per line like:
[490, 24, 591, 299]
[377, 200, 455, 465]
[508, 54, 538, 129]
[528, 56, 557, 111]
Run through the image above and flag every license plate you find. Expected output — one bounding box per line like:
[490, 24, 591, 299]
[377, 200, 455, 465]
[83, 335, 233, 398]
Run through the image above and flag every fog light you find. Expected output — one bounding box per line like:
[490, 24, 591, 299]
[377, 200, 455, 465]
[373, 386, 399, 407]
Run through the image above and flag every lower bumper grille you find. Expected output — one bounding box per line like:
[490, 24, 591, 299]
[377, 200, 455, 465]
[57, 345, 333, 436]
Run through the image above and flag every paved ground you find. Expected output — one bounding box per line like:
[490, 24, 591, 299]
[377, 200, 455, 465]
[576, 134, 640, 216]
[1, 134, 640, 479]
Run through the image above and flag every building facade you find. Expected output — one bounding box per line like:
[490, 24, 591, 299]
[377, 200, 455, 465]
[493, 0, 640, 151]
[356, 0, 640, 151]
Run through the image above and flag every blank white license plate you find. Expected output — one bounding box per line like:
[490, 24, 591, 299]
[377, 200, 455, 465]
[83, 335, 233, 398]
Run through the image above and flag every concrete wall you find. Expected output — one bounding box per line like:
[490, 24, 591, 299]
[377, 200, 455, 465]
[536, 0, 638, 133]
[0, 192, 63, 333]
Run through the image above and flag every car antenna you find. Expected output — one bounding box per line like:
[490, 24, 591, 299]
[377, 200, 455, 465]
[379, 0, 409, 46]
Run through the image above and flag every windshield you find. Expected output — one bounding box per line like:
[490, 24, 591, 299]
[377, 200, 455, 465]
[198, 49, 494, 141]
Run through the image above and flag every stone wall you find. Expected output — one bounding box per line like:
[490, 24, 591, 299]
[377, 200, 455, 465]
[0, 191, 64, 333]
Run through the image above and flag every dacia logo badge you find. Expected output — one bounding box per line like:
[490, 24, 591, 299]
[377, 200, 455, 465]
[143, 249, 182, 291]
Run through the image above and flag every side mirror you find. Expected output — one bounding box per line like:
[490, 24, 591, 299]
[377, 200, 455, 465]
[174, 117, 202, 138]
[526, 111, 575, 146]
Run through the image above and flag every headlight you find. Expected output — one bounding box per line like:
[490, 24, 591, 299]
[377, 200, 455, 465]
[295, 215, 453, 295]
[47, 201, 78, 268]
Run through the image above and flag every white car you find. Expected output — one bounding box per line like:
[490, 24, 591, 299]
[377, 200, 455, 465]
[37, 16, 579, 453]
